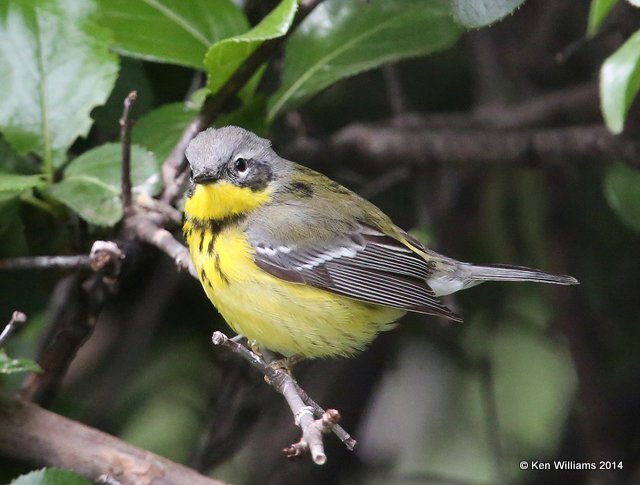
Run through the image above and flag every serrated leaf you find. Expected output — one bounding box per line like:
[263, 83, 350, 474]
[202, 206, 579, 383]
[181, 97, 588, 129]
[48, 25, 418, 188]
[9, 468, 91, 485]
[449, 0, 527, 28]
[0, 173, 45, 192]
[0, 349, 42, 375]
[47, 143, 160, 226]
[267, 0, 461, 122]
[0, 0, 119, 175]
[132, 103, 198, 163]
[205, 0, 297, 94]
[96, 0, 249, 68]
[604, 163, 640, 232]
[588, 0, 619, 36]
[600, 30, 640, 134]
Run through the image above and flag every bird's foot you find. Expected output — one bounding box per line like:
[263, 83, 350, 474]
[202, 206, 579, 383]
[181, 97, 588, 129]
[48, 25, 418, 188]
[268, 355, 304, 376]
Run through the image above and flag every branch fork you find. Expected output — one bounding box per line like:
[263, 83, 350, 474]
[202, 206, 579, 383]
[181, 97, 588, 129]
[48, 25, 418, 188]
[211, 331, 356, 465]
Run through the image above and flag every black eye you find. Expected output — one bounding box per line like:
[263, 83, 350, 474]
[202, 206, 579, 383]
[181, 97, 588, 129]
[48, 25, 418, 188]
[234, 157, 248, 174]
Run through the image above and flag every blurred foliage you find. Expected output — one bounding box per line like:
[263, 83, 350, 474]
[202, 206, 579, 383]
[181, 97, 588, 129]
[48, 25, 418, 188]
[0, 349, 41, 375]
[0, 0, 639, 484]
[600, 29, 640, 133]
[9, 468, 91, 485]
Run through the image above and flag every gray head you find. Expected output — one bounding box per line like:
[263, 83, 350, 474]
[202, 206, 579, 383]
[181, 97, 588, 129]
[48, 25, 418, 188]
[186, 126, 285, 192]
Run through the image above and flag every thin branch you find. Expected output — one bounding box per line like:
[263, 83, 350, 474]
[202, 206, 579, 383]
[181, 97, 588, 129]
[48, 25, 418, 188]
[120, 91, 137, 213]
[385, 83, 599, 131]
[0, 311, 27, 348]
[211, 332, 356, 464]
[471, 83, 600, 129]
[0, 255, 91, 270]
[129, 215, 195, 277]
[0, 391, 226, 485]
[0, 241, 124, 276]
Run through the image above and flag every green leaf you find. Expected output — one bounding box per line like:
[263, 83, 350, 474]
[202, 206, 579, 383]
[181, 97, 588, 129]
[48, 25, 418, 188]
[96, 0, 249, 68]
[132, 103, 198, 163]
[588, 0, 618, 35]
[0, 349, 42, 375]
[448, 0, 527, 28]
[0, 0, 119, 177]
[604, 163, 640, 232]
[9, 468, 91, 485]
[47, 143, 160, 226]
[267, 0, 461, 122]
[0, 173, 45, 192]
[600, 29, 640, 134]
[205, 0, 298, 94]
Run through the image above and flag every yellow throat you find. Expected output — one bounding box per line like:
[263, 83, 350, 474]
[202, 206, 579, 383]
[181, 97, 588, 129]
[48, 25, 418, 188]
[184, 181, 273, 221]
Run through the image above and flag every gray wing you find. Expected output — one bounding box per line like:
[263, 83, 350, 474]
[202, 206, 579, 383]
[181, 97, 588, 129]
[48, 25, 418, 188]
[249, 223, 461, 322]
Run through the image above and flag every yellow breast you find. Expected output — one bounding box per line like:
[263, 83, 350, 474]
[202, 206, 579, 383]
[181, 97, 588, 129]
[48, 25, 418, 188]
[184, 221, 403, 358]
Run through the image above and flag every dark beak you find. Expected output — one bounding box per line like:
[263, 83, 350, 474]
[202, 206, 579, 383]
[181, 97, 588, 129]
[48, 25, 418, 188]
[192, 171, 219, 184]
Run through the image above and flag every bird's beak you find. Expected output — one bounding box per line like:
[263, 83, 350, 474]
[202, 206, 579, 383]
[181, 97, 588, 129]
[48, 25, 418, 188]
[192, 170, 219, 184]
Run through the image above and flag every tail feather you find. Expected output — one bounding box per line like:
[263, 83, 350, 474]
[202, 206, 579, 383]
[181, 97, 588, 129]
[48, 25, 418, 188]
[467, 264, 579, 286]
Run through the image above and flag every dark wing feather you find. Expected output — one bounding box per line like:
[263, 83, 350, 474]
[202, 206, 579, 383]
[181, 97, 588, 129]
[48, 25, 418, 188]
[252, 225, 461, 321]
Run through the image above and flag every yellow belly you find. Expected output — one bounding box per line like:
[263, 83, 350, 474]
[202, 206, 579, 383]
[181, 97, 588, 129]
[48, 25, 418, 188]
[186, 223, 403, 358]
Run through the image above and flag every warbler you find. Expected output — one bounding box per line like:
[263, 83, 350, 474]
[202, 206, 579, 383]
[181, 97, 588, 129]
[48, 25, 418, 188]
[183, 126, 577, 358]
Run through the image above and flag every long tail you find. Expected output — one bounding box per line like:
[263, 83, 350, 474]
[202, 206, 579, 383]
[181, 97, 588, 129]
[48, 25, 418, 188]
[467, 264, 578, 286]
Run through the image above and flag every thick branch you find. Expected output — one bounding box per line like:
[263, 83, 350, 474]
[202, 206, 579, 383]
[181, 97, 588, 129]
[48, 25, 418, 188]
[0, 391, 226, 485]
[289, 124, 640, 169]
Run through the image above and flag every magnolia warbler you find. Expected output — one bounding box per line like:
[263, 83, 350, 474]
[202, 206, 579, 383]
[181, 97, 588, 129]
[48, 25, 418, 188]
[183, 127, 578, 358]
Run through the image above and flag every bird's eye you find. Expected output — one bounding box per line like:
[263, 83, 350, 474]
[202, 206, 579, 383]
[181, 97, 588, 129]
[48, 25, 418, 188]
[234, 157, 248, 174]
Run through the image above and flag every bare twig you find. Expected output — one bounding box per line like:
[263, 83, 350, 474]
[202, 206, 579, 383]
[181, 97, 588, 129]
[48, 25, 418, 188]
[0, 241, 124, 277]
[0, 311, 27, 348]
[130, 216, 195, 276]
[0, 391, 226, 485]
[0, 255, 91, 270]
[211, 331, 355, 464]
[120, 91, 137, 213]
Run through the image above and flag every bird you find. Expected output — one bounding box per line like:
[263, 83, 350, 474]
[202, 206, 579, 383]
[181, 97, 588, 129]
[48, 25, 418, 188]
[183, 126, 578, 359]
